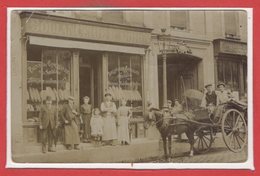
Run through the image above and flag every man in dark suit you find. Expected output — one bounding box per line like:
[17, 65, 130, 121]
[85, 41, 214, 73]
[39, 96, 58, 153]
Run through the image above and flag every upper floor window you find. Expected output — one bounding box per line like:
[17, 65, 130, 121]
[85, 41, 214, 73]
[224, 11, 240, 39]
[170, 11, 189, 30]
[102, 11, 124, 24]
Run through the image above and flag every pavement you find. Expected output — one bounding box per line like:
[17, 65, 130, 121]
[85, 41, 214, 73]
[145, 133, 248, 163]
[12, 134, 247, 163]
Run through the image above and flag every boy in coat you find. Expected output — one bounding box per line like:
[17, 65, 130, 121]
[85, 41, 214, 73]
[39, 96, 58, 153]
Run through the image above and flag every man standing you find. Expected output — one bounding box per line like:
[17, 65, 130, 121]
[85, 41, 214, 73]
[39, 96, 58, 153]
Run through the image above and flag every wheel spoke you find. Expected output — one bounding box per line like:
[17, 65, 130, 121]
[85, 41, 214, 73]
[229, 133, 234, 148]
[201, 138, 204, 149]
[202, 137, 209, 148]
[225, 119, 233, 128]
[204, 136, 211, 142]
[235, 135, 241, 149]
[237, 133, 245, 143]
[234, 115, 240, 128]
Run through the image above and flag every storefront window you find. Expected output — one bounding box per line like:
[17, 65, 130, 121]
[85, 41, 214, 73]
[107, 53, 144, 138]
[107, 53, 143, 113]
[217, 59, 240, 92]
[27, 46, 72, 121]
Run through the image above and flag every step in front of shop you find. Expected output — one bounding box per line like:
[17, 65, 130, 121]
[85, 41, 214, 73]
[12, 139, 162, 163]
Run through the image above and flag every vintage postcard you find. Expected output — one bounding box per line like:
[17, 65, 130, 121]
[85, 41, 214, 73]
[6, 8, 253, 169]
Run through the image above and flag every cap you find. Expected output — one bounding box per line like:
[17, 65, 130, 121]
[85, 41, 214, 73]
[104, 92, 112, 97]
[83, 96, 89, 100]
[167, 100, 172, 104]
[205, 84, 213, 88]
[217, 82, 226, 88]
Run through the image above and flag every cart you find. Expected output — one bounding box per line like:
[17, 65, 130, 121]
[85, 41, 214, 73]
[180, 90, 248, 154]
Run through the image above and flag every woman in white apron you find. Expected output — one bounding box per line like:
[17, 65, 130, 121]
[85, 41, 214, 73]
[100, 93, 117, 145]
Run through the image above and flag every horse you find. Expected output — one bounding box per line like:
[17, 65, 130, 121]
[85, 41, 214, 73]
[144, 108, 197, 160]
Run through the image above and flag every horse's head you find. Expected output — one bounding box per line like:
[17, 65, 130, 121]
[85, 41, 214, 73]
[144, 107, 162, 129]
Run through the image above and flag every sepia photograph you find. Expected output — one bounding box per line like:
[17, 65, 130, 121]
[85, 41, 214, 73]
[7, 8, 253, 168]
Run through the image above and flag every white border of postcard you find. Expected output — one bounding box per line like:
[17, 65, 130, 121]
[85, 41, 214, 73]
[6, 7, 254, 170]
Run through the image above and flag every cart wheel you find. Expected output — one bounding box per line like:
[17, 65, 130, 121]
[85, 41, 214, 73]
[222, 109, 247, 153]
[194, 126, 213, 154]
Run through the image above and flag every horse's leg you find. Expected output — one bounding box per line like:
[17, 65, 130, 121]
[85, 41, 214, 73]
[162, 136, 168, 160]
[168, 135, 173, 158]
[185, 130, 194, 157]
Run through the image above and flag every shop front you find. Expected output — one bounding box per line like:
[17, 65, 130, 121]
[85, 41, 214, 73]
[15, 12, 152, 151]
[213, 39, 247, 98]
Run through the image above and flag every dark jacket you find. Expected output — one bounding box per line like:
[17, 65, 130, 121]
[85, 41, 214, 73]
[39, 105, 58, 129]
[61, 104, 79, 125]
[206, 91, 217, 106]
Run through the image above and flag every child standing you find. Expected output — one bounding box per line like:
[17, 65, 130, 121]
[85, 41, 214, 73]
[80, 96, 92, 143]
[117, 99, 132, 145]
[90, 108, 104, 146]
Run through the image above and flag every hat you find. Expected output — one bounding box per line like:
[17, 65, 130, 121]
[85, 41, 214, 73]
[205, 84, 213, 88]
[68, 96, 75, 101]
[217, 82, 226, 88]
[167, 100, 172, 103]
[46, 96, 52, 101]
[83, 96, 89, 100]
[104, 92, 112, 97]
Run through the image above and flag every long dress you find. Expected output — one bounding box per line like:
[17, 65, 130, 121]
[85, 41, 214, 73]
[80, 104, 92, 140]
[90, 115, 104, 136]
[100, 101, 117, 141]
[117, 106, 131, 143]
[61, 104, 80, 145]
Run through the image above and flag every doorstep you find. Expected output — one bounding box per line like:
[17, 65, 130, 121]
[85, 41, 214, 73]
[12, 138, 162, 163]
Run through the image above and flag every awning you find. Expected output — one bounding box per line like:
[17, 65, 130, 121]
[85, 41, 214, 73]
[29, 36, 145, 55]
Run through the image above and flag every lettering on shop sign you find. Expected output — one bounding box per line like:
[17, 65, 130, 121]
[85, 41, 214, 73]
[108, 66, 140, 84]
[24, 18, 151, 46]
[219, 40, 247, 56]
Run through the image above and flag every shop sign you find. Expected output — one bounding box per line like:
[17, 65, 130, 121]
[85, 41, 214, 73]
[23, 17, 151, 46]
[219, 40, 247, 56]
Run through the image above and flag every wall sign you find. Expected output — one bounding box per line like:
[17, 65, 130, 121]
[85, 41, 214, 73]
[22, 16, 152, 46]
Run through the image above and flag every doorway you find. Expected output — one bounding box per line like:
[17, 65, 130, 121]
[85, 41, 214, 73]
[79, 51, 102, 108]
[158, 53, 200, 107]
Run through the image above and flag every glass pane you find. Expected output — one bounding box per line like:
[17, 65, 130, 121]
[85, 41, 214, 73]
[224, 60, 232, 88]
[232, 62, 239, 91]
[130, 55, 143, 117]
[42, 50, 58, 104]
[27, 61, 42, 121]
[217, 60, 224, 83]
[58, 50, 72, 109]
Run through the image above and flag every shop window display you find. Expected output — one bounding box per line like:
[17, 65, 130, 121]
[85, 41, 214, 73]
[107, 53, 144, 138]
[27, 46, 71, 122]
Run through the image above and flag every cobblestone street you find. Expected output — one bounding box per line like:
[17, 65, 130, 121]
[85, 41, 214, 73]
[146, 134, 248, 163]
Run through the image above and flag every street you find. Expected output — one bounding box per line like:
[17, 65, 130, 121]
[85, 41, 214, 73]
[143, 134, 248, 163]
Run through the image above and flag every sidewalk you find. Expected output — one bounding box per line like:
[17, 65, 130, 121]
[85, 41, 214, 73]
[12, 138, 162, 163]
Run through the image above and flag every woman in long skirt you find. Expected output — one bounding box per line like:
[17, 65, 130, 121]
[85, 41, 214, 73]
[100, 92, 117, 145]
[61, 96, 80, 150]
[117, 99, 132, 145]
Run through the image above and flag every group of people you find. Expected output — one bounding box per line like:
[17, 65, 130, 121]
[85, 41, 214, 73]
[38, 92, 132, 153]
[201, 82, 232, 122]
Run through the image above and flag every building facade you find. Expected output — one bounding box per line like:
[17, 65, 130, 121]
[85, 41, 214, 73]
[10, 10, 248, 156]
